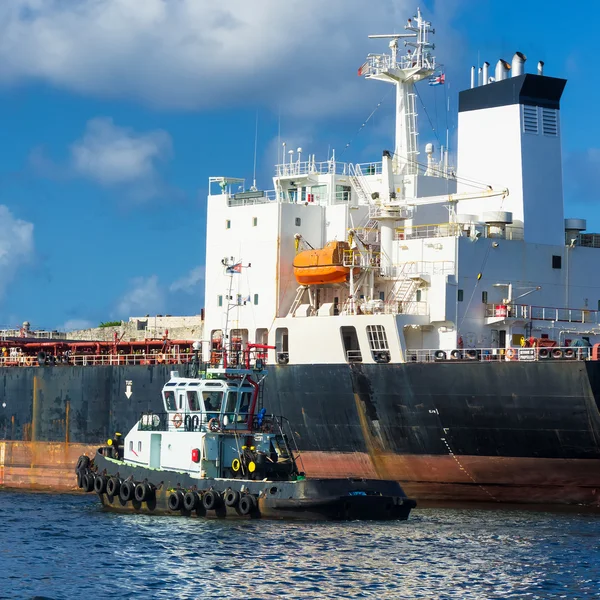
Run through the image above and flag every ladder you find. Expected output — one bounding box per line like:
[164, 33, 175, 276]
[288, 286, 308, 317]
[348, 163, 372, 204]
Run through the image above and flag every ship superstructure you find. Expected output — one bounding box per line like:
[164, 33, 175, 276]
[204, 8, 600, 367]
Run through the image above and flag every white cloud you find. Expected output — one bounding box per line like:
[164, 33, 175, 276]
[169, 266, 205, 294]
[0, 1, 462, 116]
[0, 205, 34, 298]
[61, 318, 94, 332]
[115, 275, 166, 317]
[70, 117, 171, 189]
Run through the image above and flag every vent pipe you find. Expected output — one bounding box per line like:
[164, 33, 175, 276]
[470, 66, 475, 88]
[537, 60, 544, 76]
[482, 61, 490, 85]
[512, 52, 526, 76]
[495, 59, 510, 81]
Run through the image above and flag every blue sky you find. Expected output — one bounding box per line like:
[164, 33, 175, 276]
[0, 0, 598, 331]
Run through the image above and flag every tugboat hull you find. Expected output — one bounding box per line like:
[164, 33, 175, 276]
[82, 451, 416, 521]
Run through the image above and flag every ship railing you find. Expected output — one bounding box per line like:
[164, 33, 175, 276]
[361, 53, 436, 76]
[395, 222, 462, 240]
[227, 190, 277, 206]
[275, 160, 348, 177]
[381, 260, 455, 278]
[0, 352, 194, 368]
[394, 223, 525, 242]
[485, 303, 600, 324]
[406, 347, 590, 362]
[355, 161, 382, 176]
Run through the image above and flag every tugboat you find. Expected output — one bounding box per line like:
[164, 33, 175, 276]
[75, 261, 416, 521]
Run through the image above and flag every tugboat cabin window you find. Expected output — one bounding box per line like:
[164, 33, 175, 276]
[341, 326, 362, 363]
[137, 441, 142, 452]
[224, 392, 237, 416]
[202, 391, 223, 418]
[187, 390, 200, 411]
[129, 441, 133, 452]
[164, 390, 176, 411]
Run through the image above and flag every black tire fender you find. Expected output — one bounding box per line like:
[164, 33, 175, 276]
[168, 491, 184, 511]
[94, 475, 108, 494]
[106, 477, 121, 497]
[119, 480, 135, 502]
[224, 488, 240, 507]
[82, 473, 95, 493]
[134, 482, 153, 503]
[183, 491, 199, 511]
[238, 494, 256, 516]
[202, 490, 221, 511]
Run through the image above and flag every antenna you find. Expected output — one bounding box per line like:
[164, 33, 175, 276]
[252, 111, 259, 191]
[360, 7, 437, 175]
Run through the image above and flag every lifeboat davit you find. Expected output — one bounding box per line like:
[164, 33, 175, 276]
[293, 241, 358, 285]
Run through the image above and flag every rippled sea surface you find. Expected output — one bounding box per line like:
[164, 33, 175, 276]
[1, 493, 600, 599]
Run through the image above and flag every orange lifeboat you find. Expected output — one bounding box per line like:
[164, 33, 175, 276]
[293, 241, 357, 285]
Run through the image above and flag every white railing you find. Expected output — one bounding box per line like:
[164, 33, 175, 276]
[395, 223, 525, 241]
[0, 352, 194, 368]
[485, 304, 600, 325]
[0, 329, 67, 340]
[406, 346, 590, 363]
[381, 260, 455, 279]
[275, 160, 348, 177]
[362, 53, 436, 77]
[346, 300, 428, 317]
[355, 162, 382, 176]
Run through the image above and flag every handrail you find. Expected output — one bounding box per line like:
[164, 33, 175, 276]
[406, 346, 590, 363]
[0, 352, 195, 368]
[485, 303, 600, 324]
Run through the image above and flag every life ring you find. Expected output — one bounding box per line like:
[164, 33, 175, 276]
[552, 349, 563, 359]
[277, 353, 289, 365]
[208, 418, 220, 432]
[564, 348, 576, 359]
[538, 348, 550, 359]
[202, 490, 221, 511]
[434, 350, 447, 361]
[24, 356, 33, 367]
[224, 488, 240, 507]
[238, 493, 256, 516]
[231, 458, 241, 473]
[168, 491, 184, 511]
[119, 480, 135, 502]
[172, 413, 183, 428]
[506, 348, 516, 361]
[465, 349, 478, 360]
[450, 349, 462, 360]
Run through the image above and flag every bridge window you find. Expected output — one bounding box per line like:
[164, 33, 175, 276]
[137, 441, 142, 453]
[217, 295, 223, 307]
[482, 291, 488, 303]
[552, 255, 562, 269]
[226, 220, 231, 229]
[163, 390, 176, 411]
[187, 391, 200, 411]
[295, 217, 301, 227]
[254, 294, 259, 305]
[458, 289, 464, 302]
[253, 217, 258, 227]
[341, 326, 362, 363]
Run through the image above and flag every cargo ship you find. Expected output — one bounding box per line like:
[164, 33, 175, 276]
[3, 7, 600, 507]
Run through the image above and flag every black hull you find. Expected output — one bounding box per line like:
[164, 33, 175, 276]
[3, 360, 600, 505]
[85, 452, 413, 521]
